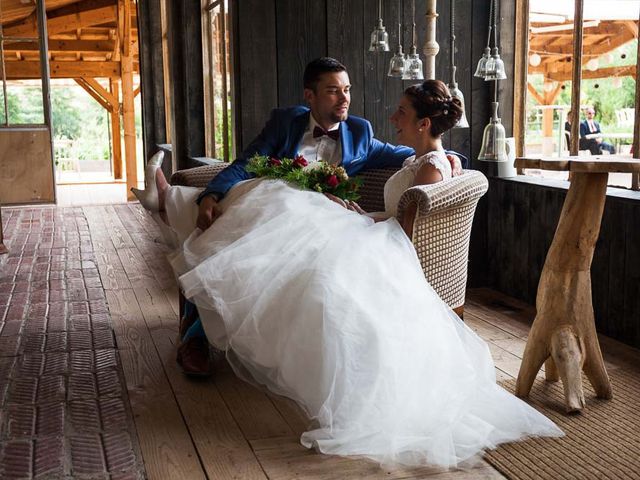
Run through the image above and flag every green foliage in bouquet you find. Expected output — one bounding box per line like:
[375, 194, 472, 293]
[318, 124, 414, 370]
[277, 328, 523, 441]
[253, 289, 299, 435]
[245, 154, 362, 201]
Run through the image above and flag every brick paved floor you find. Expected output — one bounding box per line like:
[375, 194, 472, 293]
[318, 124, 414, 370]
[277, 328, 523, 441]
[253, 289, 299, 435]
[0, 207, 145, 480]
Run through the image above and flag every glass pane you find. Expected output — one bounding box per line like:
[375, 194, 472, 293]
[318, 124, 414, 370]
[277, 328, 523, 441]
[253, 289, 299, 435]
[525, 0, 576, 180]
[1, 11, 46, 126]
[580, 0, 639, 188]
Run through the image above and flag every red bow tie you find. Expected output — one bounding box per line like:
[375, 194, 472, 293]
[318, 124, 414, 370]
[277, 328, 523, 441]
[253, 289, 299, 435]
[313, 126, 340, 141]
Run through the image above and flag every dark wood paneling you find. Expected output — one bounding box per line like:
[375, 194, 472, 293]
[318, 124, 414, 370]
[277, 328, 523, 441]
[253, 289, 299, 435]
[235, 0, 278, 151]
[623, 203, 640, 347]
[498, 0, 515, 135]
[276, 0, 327, 107]
[327, 0, 365, 117]
[137, 0, 167, 173]
[168, 0, 205, 169]
[449, 0, 472, 161]
[363, 0, 404, 143]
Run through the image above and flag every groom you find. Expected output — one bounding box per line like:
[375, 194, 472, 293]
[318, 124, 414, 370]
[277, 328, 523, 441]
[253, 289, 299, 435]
[178, 57, 467, 376]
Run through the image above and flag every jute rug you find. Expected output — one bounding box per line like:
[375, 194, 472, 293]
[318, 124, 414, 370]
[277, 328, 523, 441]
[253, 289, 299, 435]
[485, 368, 640, 480]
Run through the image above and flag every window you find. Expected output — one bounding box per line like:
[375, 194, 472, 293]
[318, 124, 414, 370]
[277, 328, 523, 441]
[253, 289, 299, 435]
[0, 16, 46, 126]
[515, 0, 640, 190]
[202, 0, 235, 161]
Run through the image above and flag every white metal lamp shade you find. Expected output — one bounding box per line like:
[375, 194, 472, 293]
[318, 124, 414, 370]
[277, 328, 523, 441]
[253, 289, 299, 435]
[478, 102, 508, 161]
[449, 82, 470, 129]
[402, 48, 424, 80]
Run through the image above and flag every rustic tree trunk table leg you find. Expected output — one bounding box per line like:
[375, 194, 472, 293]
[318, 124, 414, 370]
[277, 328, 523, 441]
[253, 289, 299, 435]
[515, 172, 613, 412]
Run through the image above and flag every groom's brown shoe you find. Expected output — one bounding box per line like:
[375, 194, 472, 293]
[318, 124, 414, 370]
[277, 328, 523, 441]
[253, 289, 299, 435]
[177, 336, 213, 377]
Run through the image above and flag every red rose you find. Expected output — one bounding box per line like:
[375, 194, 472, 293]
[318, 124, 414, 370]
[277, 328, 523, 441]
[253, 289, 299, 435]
[269, 157, 282, 166]
[293, 155, 308, 168]
[326, 175, 339, 188]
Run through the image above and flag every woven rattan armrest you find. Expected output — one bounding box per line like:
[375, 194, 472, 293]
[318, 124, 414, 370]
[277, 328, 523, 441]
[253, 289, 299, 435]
[170, 164, 229, 188]
[395, 170, 488, 311]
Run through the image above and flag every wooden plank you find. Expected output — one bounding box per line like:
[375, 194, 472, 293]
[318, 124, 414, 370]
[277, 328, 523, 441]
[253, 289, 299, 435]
[623, 202, 640, 348]
[512, 182, 530, 300]
[591, 197, 613, 337]
[326, 0, 364, 117]
[106, 289, 206, 480]
[150, 329, 268, 480]
[5, 39, 115, 53]
[116, 247, 157, 288]
[526, 184, 545, 305]
[214, 359, 293, 441]
[2, 60, 121, 79]
[4, 0, 117, 38]
[250, 436, 504, 479]
[235, 0, 277, 150]
[275, 0, 327, 107]
[133, 286, 177, 332]
[102, 205, 137, 249]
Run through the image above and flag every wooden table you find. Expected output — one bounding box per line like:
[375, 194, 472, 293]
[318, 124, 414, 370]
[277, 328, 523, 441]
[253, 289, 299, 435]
[514, 156, 640, 412]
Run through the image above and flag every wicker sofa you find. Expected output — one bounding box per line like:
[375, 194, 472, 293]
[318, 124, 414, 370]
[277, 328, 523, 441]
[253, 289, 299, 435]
[170, 164, 488, 316]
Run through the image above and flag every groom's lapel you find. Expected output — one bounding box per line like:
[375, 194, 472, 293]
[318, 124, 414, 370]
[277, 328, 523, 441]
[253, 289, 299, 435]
[288, 111, 310, 157]
[340, 121, 354, 166]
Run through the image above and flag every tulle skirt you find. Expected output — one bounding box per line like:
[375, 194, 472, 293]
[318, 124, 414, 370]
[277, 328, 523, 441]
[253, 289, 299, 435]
[168, 179, 563, 468]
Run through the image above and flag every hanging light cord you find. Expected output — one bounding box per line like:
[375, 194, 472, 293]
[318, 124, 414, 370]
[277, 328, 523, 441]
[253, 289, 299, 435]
[412, 0, 416, 48]
[378, 0, 382, 21]
[450, 0, 456, 77]
[493, 0, 499, 50]
[485, 0, 493, 49]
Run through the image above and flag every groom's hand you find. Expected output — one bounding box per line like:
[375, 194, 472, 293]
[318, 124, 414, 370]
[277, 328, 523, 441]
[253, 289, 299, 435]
[447, 154, 463, 177]
[197, 195, 223, 230]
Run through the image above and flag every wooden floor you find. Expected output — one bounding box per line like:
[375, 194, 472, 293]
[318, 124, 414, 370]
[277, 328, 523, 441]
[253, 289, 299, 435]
[58, 203, 640, 479]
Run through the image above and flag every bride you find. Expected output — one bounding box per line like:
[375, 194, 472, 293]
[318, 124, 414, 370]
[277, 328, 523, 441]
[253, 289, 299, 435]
[139, 80, 563, 468]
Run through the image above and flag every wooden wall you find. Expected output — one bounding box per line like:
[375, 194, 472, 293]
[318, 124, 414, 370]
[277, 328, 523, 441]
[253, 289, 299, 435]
[233, 0, 492, 164]
[486, 177, 640, 349]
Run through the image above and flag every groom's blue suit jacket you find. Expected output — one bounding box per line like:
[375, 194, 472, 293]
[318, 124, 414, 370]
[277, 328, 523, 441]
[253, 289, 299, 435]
[200, 106, 466, 200]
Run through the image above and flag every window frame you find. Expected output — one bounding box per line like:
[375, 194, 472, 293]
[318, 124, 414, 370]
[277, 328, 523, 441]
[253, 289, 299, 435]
[514, 0, 640, 190]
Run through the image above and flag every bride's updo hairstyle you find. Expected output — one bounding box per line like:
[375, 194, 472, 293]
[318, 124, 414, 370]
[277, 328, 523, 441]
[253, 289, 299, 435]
[404, 79, 463, 137]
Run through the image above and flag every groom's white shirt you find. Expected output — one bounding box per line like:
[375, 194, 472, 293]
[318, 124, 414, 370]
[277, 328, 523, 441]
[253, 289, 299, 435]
[297, 114, 342, 165]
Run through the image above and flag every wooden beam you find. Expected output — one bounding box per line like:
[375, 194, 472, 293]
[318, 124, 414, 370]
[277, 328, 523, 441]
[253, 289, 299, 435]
[527, 83, 545, 105]
[546, 65, 637, 82]
[82, 77, 119, 110]
[75, 78, 113, 111]
[110, 79, 123, 179]
[3, 39, 115, 54]
[2, 60, 121, 79]
[133, 85, 140, 97]
[4, 0, 117, 38]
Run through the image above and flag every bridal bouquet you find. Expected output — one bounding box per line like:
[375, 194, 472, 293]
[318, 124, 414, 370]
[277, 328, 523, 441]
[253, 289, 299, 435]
[246, 154, 361, 201]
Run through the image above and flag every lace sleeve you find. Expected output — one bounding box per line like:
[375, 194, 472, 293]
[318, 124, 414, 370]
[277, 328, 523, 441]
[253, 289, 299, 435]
[412, 151, 452, 180]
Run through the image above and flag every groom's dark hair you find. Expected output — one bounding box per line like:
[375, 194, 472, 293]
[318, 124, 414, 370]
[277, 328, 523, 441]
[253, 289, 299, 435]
[303, 57, 347, 92]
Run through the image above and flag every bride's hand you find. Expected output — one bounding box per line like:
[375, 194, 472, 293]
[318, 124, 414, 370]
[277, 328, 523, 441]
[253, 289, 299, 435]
[324, 193, 366, 214]
[447, 154, 463, 177]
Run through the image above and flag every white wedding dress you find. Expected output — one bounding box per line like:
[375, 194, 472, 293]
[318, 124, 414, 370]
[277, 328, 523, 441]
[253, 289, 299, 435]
[165, 151, 563, 468]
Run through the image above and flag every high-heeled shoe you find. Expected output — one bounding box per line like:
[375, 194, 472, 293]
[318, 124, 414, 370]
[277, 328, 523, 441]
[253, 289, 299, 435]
[131, 150, 164, 211]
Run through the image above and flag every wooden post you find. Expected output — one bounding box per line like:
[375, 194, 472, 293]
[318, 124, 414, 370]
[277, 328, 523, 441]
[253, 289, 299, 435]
[423, 0, 439, 80]
[110, 79, 123, 179]
[121, 0, 137, 199]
